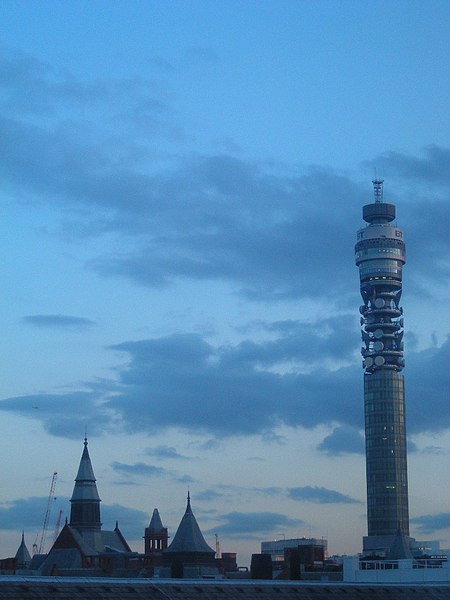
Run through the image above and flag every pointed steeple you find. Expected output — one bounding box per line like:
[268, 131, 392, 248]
[165, 493, 214, 555]
[148, 508, 164, 532]
[70, 437, 101, 532]
[15, 532, 31, 568]
[145, 508, 168, 553]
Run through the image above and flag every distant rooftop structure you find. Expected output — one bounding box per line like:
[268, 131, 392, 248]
[261, 538, 328, 563]
[14, 533, 31, 569]
[164, 492, 214, 555]
[148, 508, 164, 532]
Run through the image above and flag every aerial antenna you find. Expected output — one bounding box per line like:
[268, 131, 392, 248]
[372, 177, 384, 203]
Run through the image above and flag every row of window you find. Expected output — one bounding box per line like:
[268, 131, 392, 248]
[368, 507, 408, 518]
[366, 438, 406, 450]
[365, 391, 405, 401]
[364, 372, 404, 386]
[367, 497, 407, 508]
[367, 472, 408, 483]
[366, 425, 400, 435]
[360, 267, 401, 276]
[356, 247, 404, 259]
[366, 459, 408, 472]
[356, 236, 404, 248]
[366, 414, 404, 425]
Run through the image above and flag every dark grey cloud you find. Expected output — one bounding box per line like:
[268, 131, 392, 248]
[105, 332, 361, 437]
[0, 496, 61, 531]
[110, 462, 167, 478]
[0, 333, 448, 440]
[0, 496, 148, 542]
[144, 445, 189, 460]
[364, 145, 450, 186]
[22, 314, 96, 330]
[88, 161, 364, 302]
[206, 512, 303, 540]
[110, 461, 193, 485]
[287, 486, 361, 505]
[318, 426, 365, 456]
[0, 392, 114, 439]
[410, 513, 450, 535]
[100, 503, 149, 541]
[1, 50, 448, 306]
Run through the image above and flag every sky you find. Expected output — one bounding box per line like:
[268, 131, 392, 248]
[0, 0, 449, 566]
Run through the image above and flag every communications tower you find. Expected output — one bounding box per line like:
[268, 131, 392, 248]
[355, 180, 410, 555]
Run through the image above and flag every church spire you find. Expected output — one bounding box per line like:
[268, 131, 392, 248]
[69, 437, 101, 532]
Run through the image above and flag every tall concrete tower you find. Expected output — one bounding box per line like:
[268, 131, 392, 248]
[355, 180, 410, 555]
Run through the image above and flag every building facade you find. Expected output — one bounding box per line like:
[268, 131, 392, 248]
[355, 180, 410, 554]
[261, 538, 328, 563]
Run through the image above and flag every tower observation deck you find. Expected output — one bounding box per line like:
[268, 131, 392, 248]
[355, 180, 409, 546]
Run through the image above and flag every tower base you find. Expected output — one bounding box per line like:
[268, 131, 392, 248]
[362, 535, 415, 558]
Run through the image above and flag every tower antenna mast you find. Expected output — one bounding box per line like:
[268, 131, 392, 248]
[372, 177, 384, 203]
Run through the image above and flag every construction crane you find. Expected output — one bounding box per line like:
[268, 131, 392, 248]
[33, 472, 57, 555]
[53, 509, 63, 544]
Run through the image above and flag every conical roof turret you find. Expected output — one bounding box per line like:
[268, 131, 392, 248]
[148, 508, 164, 532]
[165, 493, 214, 555]
[70, 437, 101, 532]
[15, 532, 31, 568]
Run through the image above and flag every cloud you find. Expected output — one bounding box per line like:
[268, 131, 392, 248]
[110, 462, 167, 478]
[144, 445, 189, 460]
[318, 426, 365, 456]
[364, 145, 450, 186]
[0, 50, 448, 308]
[419, 446, 449, 456]
[22, 314, 96, 330]
[206, 512, 303, 539]
[287, 486, 361, 504]
[410, 513, 450, 535]
[110, 461, 193, 485]
[254, 487, 284, 497]
[101, 503, 149, 541]
[0, 496, 148, 543]
[0, 334, 448, 440]
[0, 497, 58, 531]
[195, 490, 224, 502]
[0, 392, 115, 438]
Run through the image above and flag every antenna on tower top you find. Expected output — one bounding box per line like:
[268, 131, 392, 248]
[372, 178, 384, 203]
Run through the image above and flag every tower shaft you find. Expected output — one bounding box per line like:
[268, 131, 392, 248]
[355, 180, 410, 541]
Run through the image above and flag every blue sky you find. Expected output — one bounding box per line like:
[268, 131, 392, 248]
[0, 0, 448, 564]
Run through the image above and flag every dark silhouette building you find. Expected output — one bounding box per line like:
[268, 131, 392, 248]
[162, 492, 216, 578]
[38, 438, 132, 575]
[144, 508, 168, 554]
[15, 533, 31, 570]
[355, 180, 411, 556]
